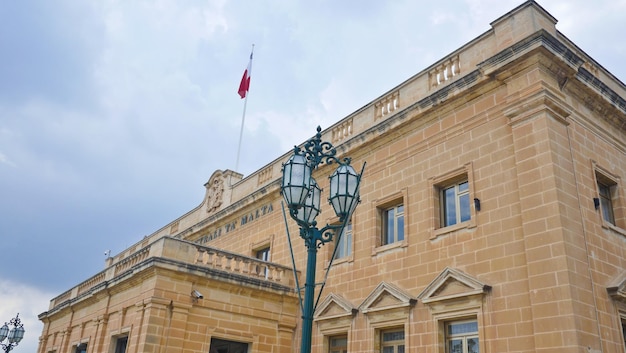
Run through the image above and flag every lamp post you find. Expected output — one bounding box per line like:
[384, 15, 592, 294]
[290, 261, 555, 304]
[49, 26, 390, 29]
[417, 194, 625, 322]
[281, 126, 364, 353]
[0, 314, 25, 353]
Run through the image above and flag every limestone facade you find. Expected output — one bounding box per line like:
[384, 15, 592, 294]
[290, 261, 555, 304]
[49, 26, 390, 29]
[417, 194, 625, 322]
[38, 1, 626, 352]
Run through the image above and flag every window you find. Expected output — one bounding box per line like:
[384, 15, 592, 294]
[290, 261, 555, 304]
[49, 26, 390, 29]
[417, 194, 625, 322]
[382, 204, 404, 245]
[445, 320, 479, 353]
[255, 246, 270, 277]
[75, 343, 87, 353]
[334, 223, 352, 260]
[441, 180, 470, 227]
[255, 247, 270, 262]
[594, 166, 624, 231]
[598, 176, 617, 225]
[114, 336, 128, 353]
[381, 329, 404, 353]
[209, 338, 248, 353]
[430, 163, 477, 238]
[329, 335, 347, 353]
[374, 190, 408, 252]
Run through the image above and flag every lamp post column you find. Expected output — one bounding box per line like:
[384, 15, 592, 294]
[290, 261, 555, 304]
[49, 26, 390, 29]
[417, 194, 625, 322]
[300, 227, 319, 353]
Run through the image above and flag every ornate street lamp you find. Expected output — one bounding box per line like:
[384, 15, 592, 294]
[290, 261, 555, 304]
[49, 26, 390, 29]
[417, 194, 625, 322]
[281, 126, 364, 353]
[0, 314, 25, 353]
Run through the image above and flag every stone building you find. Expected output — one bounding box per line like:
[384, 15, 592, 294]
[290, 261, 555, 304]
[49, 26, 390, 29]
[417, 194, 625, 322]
[38, 1, 626, 352]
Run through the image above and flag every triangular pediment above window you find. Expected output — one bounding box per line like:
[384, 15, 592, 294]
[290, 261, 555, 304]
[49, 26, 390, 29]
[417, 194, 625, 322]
[314, 293, 357, 321]
[359, 282, 416, 314]
[418, 267, 491, 304]
[607, 272, 626, 303]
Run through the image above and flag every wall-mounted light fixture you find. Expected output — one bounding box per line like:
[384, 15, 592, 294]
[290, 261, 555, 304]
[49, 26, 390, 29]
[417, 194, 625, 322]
[593, 197, 600, 210]
[474, 198, 481, 212]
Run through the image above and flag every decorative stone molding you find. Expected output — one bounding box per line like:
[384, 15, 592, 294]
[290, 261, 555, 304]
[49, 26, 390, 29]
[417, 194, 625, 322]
[607, 272, 626, 303]
[359, 282, 416, 314]
[314, 293, 358, 321]
[417, 267, 490, 305]
[205, 171, 225, 215]
[203, 169, 243, 216]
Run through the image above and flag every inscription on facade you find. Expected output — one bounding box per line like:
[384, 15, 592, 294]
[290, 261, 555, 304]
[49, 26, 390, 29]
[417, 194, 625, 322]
[195, 203, 274, 244]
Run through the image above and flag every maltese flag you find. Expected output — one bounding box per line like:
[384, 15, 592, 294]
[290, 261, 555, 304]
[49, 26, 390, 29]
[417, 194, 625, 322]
[238, 51, 253, 99]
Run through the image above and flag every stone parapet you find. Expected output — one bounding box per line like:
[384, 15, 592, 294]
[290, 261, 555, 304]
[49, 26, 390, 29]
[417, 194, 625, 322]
[45, 236, 297, 313]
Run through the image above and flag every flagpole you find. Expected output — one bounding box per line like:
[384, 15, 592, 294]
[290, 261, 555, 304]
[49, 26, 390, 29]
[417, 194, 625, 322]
[235, 94, 248, 172]
[235, 44, 254, 173]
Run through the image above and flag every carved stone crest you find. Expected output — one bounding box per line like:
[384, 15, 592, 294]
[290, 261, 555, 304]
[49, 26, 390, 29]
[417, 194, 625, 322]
[205, 174, 224, 214]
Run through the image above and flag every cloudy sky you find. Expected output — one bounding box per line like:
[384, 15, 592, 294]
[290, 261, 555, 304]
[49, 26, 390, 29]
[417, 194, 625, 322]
[0, 0, 624, 351]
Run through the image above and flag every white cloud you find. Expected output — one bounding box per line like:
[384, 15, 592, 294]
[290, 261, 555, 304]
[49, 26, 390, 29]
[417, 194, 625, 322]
[0, 152, 14, 167]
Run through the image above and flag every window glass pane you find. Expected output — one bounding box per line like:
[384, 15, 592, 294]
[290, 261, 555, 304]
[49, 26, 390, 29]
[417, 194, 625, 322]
[330, 334, 347, 353]
[386, 208, 395, 244]
[397, 214, 404, 241]
[210, 338, 248, 353]
[330, 337, 347, 347]
[467, 338, 479, 353]
[445, 187, 456, 226]
[256, 247, 270, 261]
[382, 347, 394, 353]
[459, 181, 469, 192]
[398, 345, 405, 353]
[335, 239, 345, 259]
[115, 337, 128, 353]
[382, 331, 404, 341]
[335, 224, 352, 259]
[601, 198, 615, 224]
[449, 339, 463, 353]
[460, 193, 470, 222]
[346, 231, 352, 255]
[599, 183, 611, 198]
[448, 322, 478, 335]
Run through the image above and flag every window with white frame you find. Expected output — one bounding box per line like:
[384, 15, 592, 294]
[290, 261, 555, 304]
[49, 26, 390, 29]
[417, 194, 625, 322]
[594, 167, 624, 231]
[597, 173, 617, 225]
[255, 247, 270, 262]
[430, 163, 477, 238]
[329, 335, 348, 353]
[441, 179, 470, 227]
[333, 223, 352, 260]
[382, 204, 404, 245]
[445, 320, 479, 353]
[255, 246, 270, 277]
[381, 328, 405, 353]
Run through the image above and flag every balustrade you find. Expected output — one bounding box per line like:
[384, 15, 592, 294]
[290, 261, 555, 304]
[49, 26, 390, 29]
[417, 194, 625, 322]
[114, 247, 151, 276]
[195, 245, 292, 286]
[374, 91, 400, 120]
[331, 119, 353, 143]
[429, 55, 461, 88]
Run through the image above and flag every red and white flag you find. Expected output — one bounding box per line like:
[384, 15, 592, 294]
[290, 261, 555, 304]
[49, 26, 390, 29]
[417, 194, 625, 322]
[238, 51, 253, 99]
